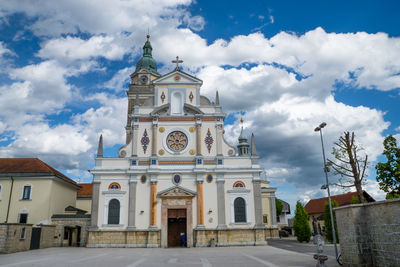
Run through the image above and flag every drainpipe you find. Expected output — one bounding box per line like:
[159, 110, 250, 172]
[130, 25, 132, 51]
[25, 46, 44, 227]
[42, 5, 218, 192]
[5, 176, 14, 223]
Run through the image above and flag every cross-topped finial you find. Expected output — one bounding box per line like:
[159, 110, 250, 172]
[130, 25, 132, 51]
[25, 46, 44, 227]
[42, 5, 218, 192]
[172, 56, 183, 70]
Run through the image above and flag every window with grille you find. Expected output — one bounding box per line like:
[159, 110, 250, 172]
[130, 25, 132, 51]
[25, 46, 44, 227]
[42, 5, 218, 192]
[22, 185, 31, 200]
[108, 199, 120, 224]
[234, 197, 246, 223]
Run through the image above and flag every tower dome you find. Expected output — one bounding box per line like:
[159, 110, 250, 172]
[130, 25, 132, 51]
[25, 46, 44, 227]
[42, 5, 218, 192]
[135, 34, 159, 75]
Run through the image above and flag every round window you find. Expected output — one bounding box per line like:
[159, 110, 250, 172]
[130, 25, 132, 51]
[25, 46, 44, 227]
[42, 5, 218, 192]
[166, 131, 188, 152]
[173, 174, 181, 185]
[140, 175, 147, 184]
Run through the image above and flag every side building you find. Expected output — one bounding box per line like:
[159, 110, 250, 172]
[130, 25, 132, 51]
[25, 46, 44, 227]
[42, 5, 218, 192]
[87, 35, 279, 248]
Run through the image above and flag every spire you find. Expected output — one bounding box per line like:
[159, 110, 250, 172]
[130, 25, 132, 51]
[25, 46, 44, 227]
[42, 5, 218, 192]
[215, 90, 220, 106]
[251, 133, 257, 156]
[237, 114, 249, 156]
[97, 134, 103, 158]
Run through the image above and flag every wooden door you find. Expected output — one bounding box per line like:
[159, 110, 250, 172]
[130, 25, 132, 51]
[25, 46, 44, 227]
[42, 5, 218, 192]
[167, 209, 187, 247]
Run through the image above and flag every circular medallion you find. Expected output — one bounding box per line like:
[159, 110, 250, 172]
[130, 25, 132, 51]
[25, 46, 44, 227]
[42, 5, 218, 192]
[189, 149, 195, 155]
[174, 75, 181, 81]
[173, 174, 181, 185]
[159, 127, 165, 133]
[159, 149, 165, 155]
[140, 175, 147, 184]
[189, 127, 195, 133]
[166, 131, 188, 152]
[206, 174, 213, 183]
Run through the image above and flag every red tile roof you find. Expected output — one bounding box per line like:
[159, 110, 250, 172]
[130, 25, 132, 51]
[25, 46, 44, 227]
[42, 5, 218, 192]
[304, 191, 375, 215]
[77, 183, 92, 196]
[0, 158, 78, 187]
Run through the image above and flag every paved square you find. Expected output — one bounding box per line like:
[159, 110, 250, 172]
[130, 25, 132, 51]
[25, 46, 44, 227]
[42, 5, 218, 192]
[0, 245, 339, 267]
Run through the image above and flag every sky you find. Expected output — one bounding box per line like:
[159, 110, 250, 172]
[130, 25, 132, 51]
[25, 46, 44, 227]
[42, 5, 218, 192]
[1, 0, 400, 212]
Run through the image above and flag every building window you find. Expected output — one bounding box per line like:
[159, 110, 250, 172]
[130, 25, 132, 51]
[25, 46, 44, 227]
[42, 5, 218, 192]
[197, 158, 202, 164]
[234, 197, 246, 223]
[19, 213, 28, 223]
[22, 185, 31, 200]
[108, 199, 120, 225]
[263, 215, 268, 224]
[131, 160, 137, 166]
[20, 228, 26, 239]
[64, 227, 69, 240]
[217, 159, 223, 165]
[151, 159, 157, 165]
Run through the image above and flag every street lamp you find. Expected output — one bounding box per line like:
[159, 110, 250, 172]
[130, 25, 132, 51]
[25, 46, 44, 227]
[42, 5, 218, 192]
[314, 122, 339, 261]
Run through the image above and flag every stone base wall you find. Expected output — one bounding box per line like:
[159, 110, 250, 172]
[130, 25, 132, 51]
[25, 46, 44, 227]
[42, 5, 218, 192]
[265, 227, 279, 239]
[194, 228, 272, 247]
[87, 230, 161, 248]
[38, 225, 56, 249]
[0, 223, 32, 254]
[52, 217, 91, 247]
[335, 199, 400, 267]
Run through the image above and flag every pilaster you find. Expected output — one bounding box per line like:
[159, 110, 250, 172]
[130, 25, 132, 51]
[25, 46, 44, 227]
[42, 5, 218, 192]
[90, 181, 101, 230]
[196, 180, 205, 228]
[252, 180, 264, 228]
[216, 176, 227, 229]
[196, 119, 202, 156]
[127, 178, 137, 230]
[150, 181, 158, 228]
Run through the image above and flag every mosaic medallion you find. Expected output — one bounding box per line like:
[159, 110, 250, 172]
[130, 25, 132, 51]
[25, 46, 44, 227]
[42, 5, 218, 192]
[173, 174, 181, 185]
[204, 128, 214, 153]
[159, 149, 165, 155]
[189, 149, 195, 155]
[141, 129, 150, 154]
[159, 127, 165, 133]
[189, 127, 195, 133]
[141, 175, 147, 184]
[166, 131, 188, 152]
[206, 174, 213, 183]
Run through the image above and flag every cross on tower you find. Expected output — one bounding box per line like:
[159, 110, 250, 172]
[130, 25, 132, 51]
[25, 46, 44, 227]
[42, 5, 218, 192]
[172, 56, 183, 70]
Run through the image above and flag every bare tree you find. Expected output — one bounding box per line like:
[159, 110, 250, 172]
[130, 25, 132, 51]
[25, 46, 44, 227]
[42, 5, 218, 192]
[327, 131, 368, 203]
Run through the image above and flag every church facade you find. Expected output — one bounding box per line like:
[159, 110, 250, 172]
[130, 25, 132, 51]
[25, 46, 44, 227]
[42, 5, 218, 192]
[87, 36, 278, 248]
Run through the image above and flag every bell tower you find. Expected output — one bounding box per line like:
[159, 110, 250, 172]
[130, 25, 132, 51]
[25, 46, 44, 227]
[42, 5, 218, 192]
[125, 35, 161, 143]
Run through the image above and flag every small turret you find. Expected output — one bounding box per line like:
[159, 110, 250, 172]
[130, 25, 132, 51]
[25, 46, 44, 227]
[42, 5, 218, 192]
[215, 90, 220, 106]
[237, 117, 249, 156]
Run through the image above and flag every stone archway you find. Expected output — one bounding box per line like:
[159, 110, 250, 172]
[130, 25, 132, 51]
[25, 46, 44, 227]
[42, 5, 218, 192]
[157, 186, 196, 248]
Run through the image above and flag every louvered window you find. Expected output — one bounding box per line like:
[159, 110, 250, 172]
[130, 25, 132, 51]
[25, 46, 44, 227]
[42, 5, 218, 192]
[234, 197, 246, 223]
[108, 199, 120, 224]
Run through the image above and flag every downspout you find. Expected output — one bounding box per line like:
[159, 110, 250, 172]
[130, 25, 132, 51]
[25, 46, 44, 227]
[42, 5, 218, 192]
[5, 176, 14, 223]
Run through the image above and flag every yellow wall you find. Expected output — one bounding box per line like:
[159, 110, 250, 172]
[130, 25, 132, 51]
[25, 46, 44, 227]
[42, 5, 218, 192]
[261, 196, 272, 227]
[0, 179, 12, 222]
[0, 177, 78, 225]
[48, 179, 77, 218]
[76, 198, 92, 213]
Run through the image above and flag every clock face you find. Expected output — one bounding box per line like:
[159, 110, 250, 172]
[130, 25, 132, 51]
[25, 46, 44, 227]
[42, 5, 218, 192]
[140, 75, 148, 84]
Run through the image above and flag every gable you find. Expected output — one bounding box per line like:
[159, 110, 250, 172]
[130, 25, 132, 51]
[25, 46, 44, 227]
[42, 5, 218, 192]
[157, 185, 197, 198]
[152, 70, 202, 85]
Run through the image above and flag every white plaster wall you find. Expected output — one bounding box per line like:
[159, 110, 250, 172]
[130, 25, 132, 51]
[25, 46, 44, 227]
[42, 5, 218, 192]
[203, 175, 218, 228]
[135, 175, 151, 229]
[100, 159, 130, 168]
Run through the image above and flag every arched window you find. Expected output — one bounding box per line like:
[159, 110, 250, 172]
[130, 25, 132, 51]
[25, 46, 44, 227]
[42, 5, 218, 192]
[171, 91, 182, 114]
[108, 199, 120, 225]
[234, 197, 246, 223]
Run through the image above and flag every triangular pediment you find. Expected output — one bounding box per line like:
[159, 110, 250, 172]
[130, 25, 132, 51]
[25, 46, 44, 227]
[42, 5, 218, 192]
[152, 69, 202, 85]
[157, 185, 197, 198]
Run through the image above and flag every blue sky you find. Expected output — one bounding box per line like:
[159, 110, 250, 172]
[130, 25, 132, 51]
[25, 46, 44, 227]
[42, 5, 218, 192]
[1, 0, 399, 211]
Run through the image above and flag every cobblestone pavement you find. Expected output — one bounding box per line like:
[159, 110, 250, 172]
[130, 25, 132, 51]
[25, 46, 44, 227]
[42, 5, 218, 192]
[0, 245, 318, 267]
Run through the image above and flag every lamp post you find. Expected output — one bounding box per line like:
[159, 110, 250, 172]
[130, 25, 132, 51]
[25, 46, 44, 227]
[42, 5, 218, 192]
[314, 122, 339, 261]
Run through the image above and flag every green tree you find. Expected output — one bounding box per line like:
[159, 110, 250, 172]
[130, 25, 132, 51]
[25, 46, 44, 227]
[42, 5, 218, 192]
[328, 132, 368, 203]
[386, 192, 400, 199]
[350, 195, 360, 204]
[376, 135, 400, 196]
[323, 200, 339, 243]
[293, 201, 311, 243]
[275, 198, 283, 217]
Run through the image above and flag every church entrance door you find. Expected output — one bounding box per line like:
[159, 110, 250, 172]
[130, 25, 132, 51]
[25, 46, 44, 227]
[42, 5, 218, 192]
[167, 209, 187, 247]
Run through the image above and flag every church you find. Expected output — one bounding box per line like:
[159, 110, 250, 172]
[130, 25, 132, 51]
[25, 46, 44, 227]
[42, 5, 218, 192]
[87, 35, 278, 248]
